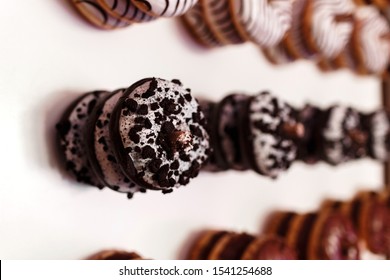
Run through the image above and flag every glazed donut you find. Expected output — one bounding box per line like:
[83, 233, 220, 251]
[87, 250, 144, 259]
[352, 7, 390, 74]
[302, 0, 355, 59]
[308, 210, 360, 260]
[97, 0, 155, 23]
[241, 235, 297, 260]
[357, 192, 390, 255]
[132, 0, 198, 17]
[230, 0, 294, 47]
[71, 0, 131, 29]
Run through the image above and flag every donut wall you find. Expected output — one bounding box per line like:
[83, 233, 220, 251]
[0, 0, 387, 259]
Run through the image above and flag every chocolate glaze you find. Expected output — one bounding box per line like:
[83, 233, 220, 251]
[196, 231, 229, 260]
[88, 250, 142, 260]
[218, 233, 255, 260]
[275, 212, 296, 237]
[296, 105, 324, 164]
[317, 213, 359, 260]
[214, 94, 249, 171]
[253, 237, 297, 260]
[198, 99, 225, 172]
[296, 213, 317, 259]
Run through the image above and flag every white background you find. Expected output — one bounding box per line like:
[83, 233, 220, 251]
[0, 0, 384, 259]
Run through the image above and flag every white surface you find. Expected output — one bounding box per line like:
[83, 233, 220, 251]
[0, 0, 384, 259]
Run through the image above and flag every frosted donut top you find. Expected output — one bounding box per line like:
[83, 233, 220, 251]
[310, 0, 355, 58]
[355, 7, 390, 74]
[248, 92, 297, 178]
[232, 0, 293, 47]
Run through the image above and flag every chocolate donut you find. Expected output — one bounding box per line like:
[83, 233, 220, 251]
[241, 235, 297, 260]
[85, 90, 145, 198]
[296, 105, 324, 164]
[359, 192, 390, 255]
[318, 105, 367, 165]
[264, 211, 298, 238]
[208, 232, 255, 260]
[71, 0, 131, 29]
[198, 99, 224, 172]
[241, 92, 302, 178]
[87, 250, 143, 260]
[361, 110, 390, 161]
[110, 78, 210, 191]
[187, 230, 229, 260]
[214, 94, 250, 171]
[267, 210, 359, 259]
[56, 91, 110, 188]
[308, 210, 359, 260]
[132, 0, 198, 17]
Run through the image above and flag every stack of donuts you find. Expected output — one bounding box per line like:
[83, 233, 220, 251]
[70, 0, 198, 29]
[56, 78, 210, 198]
[264, 189, 390, 259]
[182, 0, 390, 76]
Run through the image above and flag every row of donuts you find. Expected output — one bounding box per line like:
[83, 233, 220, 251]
[87, 234, 297, 260]
[182, 0, 390, 76]
[86, 189, 390, 260]
[201, 92, 390, 177]
[57, 77, 390, 198]
[70, 0, 198, 29]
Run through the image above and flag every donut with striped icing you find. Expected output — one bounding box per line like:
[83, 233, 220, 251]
[181, 2, 222, 47]
[97, 0, 155, 23]
[132, 0, 198, 17]
[71, 0, 131, 29]
[263, 44, 296, 65]
[282, 0, 317, 59]
[352, 6, 390, 74]
[302, 0, 355, 59]
[201, 0, 245, 45]
[230, 0, 293, 48]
